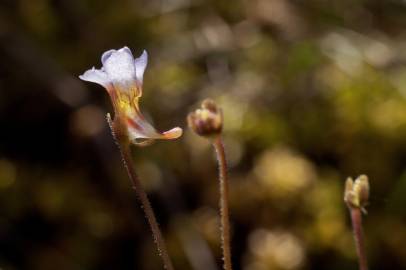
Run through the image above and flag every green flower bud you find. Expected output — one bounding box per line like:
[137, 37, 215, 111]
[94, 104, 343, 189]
[344, 175, 370, 211]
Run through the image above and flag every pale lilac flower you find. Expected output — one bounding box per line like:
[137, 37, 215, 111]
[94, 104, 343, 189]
[79, 47, 182, 145]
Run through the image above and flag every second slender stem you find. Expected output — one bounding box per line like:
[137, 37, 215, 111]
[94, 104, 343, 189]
[350, 208, 368, 270]
[213, 136, 233, 270]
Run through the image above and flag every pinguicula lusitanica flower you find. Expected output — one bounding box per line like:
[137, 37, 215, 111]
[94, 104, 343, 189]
[79, 47, 178, 270]
[79, 47, 182, 145]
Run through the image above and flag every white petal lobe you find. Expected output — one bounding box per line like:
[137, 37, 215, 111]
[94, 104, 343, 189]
[134, 50, 148, 83]
[101, 49, 116, 65]
[103, 47, 136, 85]
[79, 68, 110, 88]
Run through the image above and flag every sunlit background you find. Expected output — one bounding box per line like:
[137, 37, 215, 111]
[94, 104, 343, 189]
[1, 0, 406, 269]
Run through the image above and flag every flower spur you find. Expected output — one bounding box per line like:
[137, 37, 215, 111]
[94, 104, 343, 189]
[79, 46, 182, 146]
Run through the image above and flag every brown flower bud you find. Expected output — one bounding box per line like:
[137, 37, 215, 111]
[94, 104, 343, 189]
[187, 99, 223, 137]
[344, 174, 370, 211]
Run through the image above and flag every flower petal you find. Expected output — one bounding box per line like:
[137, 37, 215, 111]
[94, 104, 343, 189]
[103, 47, 136, 85]
[79, 67, 110, 88]
[127, 114, 161, 140]
[134, 50, 148, 83]
[162, 127, 183, 139]
[101, 49, 116, 65]
[126, 113, 182, 142]
[130, 127, 182, 146]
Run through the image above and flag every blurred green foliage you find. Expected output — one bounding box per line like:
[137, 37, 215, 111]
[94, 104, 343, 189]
[1, 0, 406, 269]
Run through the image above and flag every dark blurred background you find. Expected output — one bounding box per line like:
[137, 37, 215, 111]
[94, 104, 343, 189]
[1, 0, 406, 269]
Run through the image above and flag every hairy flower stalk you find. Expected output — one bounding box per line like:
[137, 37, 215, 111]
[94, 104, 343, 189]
[188, 99, 232, 270]
[344, 175, 370, 270]
[80, 47, 182, 270]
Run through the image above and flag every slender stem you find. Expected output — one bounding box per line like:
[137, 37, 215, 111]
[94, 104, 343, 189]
[108, 118, 174, 270]
[212, 136, 232, 270]
[350, 208, 368, 270]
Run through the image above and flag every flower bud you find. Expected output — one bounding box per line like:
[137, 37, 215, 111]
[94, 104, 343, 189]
[344, 174, 370, 210]
[187, 99, 223, 137]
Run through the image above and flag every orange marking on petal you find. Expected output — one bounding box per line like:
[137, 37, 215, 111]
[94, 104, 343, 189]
[127, 118, 144, 131]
